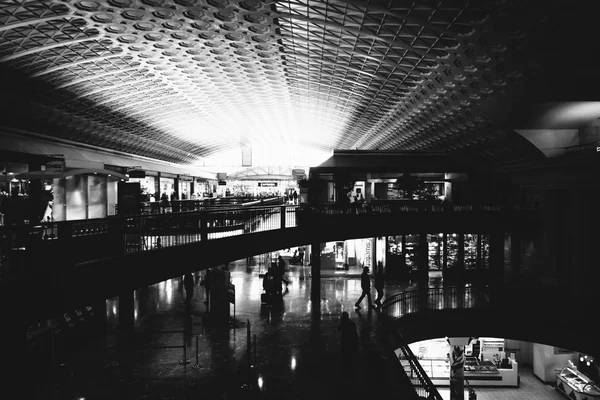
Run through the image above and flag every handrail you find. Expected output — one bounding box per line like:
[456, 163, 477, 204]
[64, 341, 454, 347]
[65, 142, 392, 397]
[382, 285, 492, 320]
[386, 319, 444, 400]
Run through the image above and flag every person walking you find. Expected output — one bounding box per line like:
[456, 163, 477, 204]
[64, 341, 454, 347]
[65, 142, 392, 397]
[298, 246, 305, 265]
[337, 312, 359, 369]
[355, 267, 373, 309]
[201, 268, 212, 308]
[292, 190, 298, 204]
[374, 266, 384, 309]
[183, 272, 194, 307]
[277, 255, 290, 287]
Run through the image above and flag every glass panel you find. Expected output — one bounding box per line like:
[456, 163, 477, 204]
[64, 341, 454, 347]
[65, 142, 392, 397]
[447, 234, 459, 268]
[388, 235, 403, 255]
[52, 178, 66, 221]
[66, 175, 87, 220]
[464, 234, 478, 270]
[87, 175, 107, 219]
[107, 181, 118, 216]
[405, 234, 420, 272]
[428, 234, 443, 270]
[481, 234, 490, 268]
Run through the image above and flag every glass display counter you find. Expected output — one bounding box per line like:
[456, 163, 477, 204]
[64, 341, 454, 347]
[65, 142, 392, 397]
[556, 367, 600, 399]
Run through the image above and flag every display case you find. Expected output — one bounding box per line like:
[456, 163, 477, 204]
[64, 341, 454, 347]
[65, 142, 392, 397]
[446, 234, 459, 268]
[464, 234, 478, 270]
[556, 367, 600, 399]
[428, 234, 443, 270]
[404, 234, 420, 272]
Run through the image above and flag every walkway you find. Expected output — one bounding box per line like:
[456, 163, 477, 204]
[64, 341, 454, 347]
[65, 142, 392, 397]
[37, 256, 562, 400]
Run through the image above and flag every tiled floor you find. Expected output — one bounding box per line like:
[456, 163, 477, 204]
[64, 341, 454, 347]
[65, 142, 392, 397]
[37, 256, 567, 399]
[436, 366, 564, 400]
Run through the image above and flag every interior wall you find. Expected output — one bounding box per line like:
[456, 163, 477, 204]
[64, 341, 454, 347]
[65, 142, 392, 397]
[533, 343, 577, 383]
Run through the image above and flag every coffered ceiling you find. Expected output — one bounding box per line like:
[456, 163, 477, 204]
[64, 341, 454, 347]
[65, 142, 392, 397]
[0, 0, 597, 169]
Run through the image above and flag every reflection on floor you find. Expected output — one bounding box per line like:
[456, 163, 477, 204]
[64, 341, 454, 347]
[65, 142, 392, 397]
[39, 256, 563, 399]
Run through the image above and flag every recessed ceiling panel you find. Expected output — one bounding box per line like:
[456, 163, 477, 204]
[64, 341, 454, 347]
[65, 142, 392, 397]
[0, 1, 562, 165]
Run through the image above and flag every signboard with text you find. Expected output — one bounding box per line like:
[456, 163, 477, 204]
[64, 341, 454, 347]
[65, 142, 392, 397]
[45, 160, 65, 172]
[258, 182, 277, 187]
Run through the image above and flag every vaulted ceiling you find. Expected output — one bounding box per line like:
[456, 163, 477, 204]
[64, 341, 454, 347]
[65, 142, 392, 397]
[0, 0, 598, 170]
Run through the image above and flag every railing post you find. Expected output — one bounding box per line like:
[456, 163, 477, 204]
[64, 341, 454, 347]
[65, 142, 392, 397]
[280, 206, 286, 229]
[200, 215, 207, 242]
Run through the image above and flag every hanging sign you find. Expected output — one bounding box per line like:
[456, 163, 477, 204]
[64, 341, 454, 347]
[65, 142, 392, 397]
[258, 182, 277, 187]
[364, 240, 372, 269]
[45, 160, 65, 172]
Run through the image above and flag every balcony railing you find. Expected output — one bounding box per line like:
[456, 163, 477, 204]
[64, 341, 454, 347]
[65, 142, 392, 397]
[1, 203, 531, 279]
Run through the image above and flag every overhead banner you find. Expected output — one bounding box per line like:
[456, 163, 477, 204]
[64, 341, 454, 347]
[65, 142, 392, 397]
[242, 148, 252, 167]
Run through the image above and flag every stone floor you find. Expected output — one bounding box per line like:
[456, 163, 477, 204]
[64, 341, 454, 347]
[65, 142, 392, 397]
[35, 256, 564, 399]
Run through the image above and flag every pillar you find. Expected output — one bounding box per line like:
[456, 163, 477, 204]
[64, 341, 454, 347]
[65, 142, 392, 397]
[510, 231, 521, 283]
[364, 173, 372, 202]
[443, 233, 448, 272]
[0, 281, 31, 397]
[476, 233, 482, 270]
[419, 233, 428, 281]
[117, 289, 135, 378]
[310, 242, 321, 307]
[449, 344, 466, 400]
[490, 232, 505, 291]
[457, 233, 465, 272]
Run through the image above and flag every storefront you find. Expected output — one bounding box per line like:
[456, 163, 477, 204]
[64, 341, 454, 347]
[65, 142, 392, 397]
[159, 176, 175, 199]
[178, 175, 192, 199]
[314, 237, 383, 275]
[128, 175, 156, 201]
[385, 233, 491, 280]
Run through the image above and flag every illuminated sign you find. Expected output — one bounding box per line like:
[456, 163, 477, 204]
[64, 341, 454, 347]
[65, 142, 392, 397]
[258, 182, 277, 187]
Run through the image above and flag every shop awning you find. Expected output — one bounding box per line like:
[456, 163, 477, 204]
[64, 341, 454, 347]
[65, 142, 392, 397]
[15, 168, 129, 181]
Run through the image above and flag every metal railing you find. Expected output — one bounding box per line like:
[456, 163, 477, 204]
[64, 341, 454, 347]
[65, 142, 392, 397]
[1, 202, 529, 278]
[387, 325, 443, 400]
[382, 285, 493, 320]
[302, 202, 532, 215]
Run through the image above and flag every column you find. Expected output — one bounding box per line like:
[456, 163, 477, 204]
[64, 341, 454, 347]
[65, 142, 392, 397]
[510, 231, 521, 284]
[476, 233, 482, 270]
[449, 344, 466, 400]
[489, 232, 504, 288]
[364, 173, 372, 202]
[419, 233, 428, 281]
[310, 242, 321, 307]
[443, 233, 448, 272]
[117, 289, 135, 379]
[457, 233, 465, 278]
[0, 281, 31, 397]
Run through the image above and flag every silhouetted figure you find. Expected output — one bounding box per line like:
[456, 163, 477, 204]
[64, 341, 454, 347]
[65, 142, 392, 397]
[201, 268, 213, 308]
[262, 267, 278, 302]
[293, 190, 298, 204]
[184, 272, 194, 307]
[298, 246, 305, 265]
[374, 268, 384, 308]
[355, 267, 373, 309]
[277, 255, 290, 287]
[337, 312, 359, 368]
